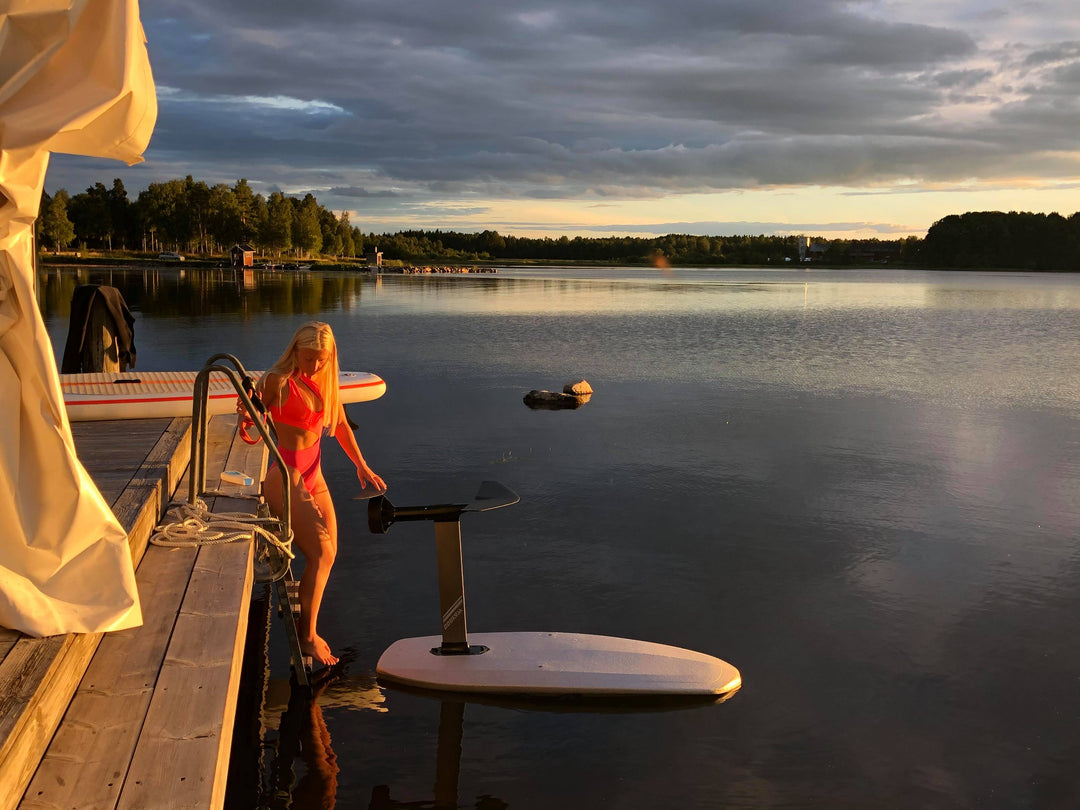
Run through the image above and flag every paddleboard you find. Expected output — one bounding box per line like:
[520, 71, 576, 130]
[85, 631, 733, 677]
[60, 370, 386, 421]
[376, 631, 742, 697]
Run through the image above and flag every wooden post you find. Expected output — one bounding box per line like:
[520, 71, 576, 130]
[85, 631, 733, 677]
[85, 298, 121, 372]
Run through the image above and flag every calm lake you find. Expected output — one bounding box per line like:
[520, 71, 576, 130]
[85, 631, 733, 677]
[39, 265, 1080, 809]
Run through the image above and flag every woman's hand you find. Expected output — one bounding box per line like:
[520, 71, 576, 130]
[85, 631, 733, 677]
[235, 397, 263, 445]
[357, 464, 386, 493]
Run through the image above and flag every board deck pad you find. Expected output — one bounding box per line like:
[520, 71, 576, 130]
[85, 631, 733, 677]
[60, 370, 386, 421]
[376, 632, 742, 697]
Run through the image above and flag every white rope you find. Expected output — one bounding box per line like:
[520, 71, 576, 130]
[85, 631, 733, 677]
[150, 499, 294, 561]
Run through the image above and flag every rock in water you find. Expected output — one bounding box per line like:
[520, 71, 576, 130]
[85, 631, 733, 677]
[523, 380, 593, 410]
[563, 380, 593, 396]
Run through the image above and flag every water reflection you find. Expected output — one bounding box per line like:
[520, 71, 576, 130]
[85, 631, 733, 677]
[269, 670, 341, 808]
[36, 265, 374, 321]
[261, 668, 387, 809]
[366, 700, 504, 810]
[38, 265, 1080, 326]
[264, 671, 728, 810]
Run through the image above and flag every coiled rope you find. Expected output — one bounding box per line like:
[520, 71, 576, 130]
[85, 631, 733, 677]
[150, 499, 295, 581]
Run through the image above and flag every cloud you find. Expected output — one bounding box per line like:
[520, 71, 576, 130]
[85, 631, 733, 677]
[42, 0, 1080, 233]
[543, 220, 915, 236]
[157, 86, 348, 115]
[327, 187, 402, 199]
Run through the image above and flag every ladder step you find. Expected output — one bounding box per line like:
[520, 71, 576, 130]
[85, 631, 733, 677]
[285, 580, 301, 618]
[269, 559, 309, 687]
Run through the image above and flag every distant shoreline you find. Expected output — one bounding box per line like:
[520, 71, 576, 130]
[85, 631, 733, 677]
[37, 255, 1078, 274]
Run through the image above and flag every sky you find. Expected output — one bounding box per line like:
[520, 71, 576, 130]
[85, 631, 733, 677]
[46, 0, 1080, 239]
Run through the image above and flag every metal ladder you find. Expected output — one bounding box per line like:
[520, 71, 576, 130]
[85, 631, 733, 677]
[189, 352, 309, 687]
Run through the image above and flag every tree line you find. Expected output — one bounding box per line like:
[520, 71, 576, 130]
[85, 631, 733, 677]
[36, 176, 1080, 271]
[327, 216, 1080, 270]
[38, 177, 365, 259]
[917, 211, 1080, 271]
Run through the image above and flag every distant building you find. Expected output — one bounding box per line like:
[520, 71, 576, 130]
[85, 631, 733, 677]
[850, 241, 902, 264]
[231, 244, 255, 268]
[797, 236, 902, 265]
[806, 241, 829, 261]
[366, 246, 383, 268]
[796, 235, 829, 261]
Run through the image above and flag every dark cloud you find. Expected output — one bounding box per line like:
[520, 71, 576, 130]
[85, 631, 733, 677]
[1023, 41, 1080, 67]
[1048, 59, 1080, 88]
[327, 187, 402, 199]
[42, 0, 1080, 234]
[932, 69, 996, 89]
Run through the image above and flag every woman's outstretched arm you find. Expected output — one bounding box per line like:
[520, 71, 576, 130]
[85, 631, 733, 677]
[333, 407, 385, 491]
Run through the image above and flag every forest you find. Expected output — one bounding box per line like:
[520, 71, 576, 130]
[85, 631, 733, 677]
[35, 176, 1080, 271]
[38, 177, 360, 259]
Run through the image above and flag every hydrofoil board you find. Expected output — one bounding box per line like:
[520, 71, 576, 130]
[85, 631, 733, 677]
[377, 631, 742, 697]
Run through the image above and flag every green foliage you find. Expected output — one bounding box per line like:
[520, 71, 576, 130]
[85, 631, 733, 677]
[40, 189, 76, 251]
[921, 211, 1080, 271]
[292, 194, 322, 258]
[137, 179, 187, 249]
[207, 183, 244, 249]
[337, 211, 354, 257]
[67, 182, 111, 248]
[318, 206, 342, 257]
[108, 179, 135, 249]
[64, 175, 349, 258]
[232, 179, 261, 244]
[263, 192, 294, 255]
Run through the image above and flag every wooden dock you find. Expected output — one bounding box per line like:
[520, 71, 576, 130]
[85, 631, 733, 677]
[0, 414, 268, 810]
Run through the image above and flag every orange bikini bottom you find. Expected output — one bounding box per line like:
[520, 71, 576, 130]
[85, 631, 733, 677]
[271, 441, 322, 494]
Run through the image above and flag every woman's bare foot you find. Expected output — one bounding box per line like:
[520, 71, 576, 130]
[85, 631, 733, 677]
[300, 635, 339, 667]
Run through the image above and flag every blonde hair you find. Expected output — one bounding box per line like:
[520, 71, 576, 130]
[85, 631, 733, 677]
[260, 321, 341, 431]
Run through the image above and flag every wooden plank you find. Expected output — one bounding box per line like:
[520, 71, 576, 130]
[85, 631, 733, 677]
[19, 546, 198, 810]
[219, 418, 268, 499]
[174, 414, 237, 504]
[0, 629, 21, 663]
[199, 533, 255, 810]
[71, 420, 174, 504]
[70, 415, 192, 568]
[116, 538, 254, 810]
[0, 634, 101, 810]
[110, 417, 192, 566]
[0, 637, 65, 747]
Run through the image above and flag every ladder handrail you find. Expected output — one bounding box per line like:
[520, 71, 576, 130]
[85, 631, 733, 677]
[189, 354, 290, 540]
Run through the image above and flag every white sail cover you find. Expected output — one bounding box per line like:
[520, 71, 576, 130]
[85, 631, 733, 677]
[0, 0, 156, 635]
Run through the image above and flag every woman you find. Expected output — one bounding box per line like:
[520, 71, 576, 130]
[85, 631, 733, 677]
[256, 321, 385, 667]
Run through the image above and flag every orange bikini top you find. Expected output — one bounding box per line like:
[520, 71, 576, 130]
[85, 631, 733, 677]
[268, 374, 324, 432]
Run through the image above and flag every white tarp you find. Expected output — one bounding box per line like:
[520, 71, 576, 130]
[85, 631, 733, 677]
[0, 0, 156, 636]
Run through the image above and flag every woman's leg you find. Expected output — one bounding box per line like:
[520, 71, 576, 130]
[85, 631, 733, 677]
[264, 464, 338, 666]
[303, 475, 338, 665]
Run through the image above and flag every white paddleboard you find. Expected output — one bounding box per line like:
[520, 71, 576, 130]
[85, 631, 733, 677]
[376, 632, 742, 697]
[60, 369, 386, 421]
